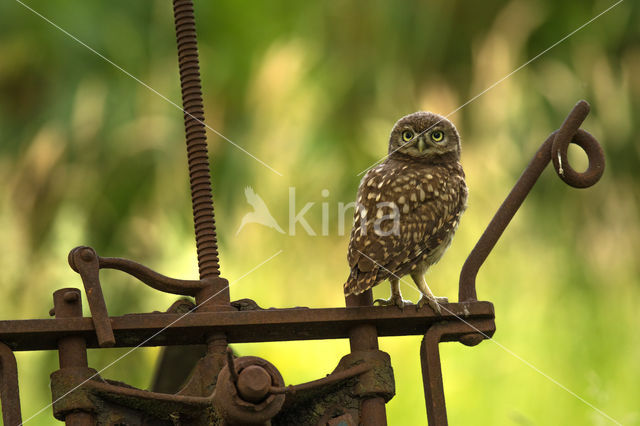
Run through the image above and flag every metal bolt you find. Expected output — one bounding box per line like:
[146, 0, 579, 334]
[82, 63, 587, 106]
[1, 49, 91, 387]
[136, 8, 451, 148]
[80, 247, 94, 262]
[459, 333, 484, 347]
[237, 365, 272, 403]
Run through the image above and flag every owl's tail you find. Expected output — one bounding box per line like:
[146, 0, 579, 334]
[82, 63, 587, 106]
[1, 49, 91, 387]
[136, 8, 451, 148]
[344, 267, 378, 297]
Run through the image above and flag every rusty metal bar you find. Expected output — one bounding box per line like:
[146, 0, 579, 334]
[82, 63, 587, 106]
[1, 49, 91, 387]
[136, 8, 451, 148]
[346, 291, 387, 425]
[53, 289, 89, 369]
[459, 100, 605, 302]
[270, 363, 372, 395]
[421, 326, 447, 426]
[0, 302, 494, 350]
[172, 0, 222, 283]
[98, 255, 208, 296]
[0, 342, 22, 426]
[52, 288, 95, 425]
[420, 319, 496, 426]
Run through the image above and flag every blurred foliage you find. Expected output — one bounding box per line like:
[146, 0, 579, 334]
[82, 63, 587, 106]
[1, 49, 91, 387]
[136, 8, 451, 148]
[1, 0, 639, 424]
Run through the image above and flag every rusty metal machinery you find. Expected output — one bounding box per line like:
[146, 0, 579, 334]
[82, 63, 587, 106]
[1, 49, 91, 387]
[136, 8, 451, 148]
[0, 1, 605, 425]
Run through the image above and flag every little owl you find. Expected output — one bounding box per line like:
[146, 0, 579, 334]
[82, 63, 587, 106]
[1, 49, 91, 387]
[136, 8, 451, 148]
[344, 111, 467, 313]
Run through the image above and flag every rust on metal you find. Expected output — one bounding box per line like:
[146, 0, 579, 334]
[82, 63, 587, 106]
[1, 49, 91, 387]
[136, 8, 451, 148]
[213, 355, 286, 424]
[47, 337, 386, 424]
[171, 5, 232, 395]
[226, 347, 239, 384]
[345, 291, 389, 425]
[51, 288, 97, 424]
[53, 288, 89, 368]
[98, 255, 210, 295]
[236, 365, 271, 402]
[269, 363, 372, 395]
[0, 301, 496, 351]
[50, 367, 99, 422]
[0, 343, 21, 426]
[420, 319, 496, 425]
[68, 247, 116, 347]
[459, 100, 605, 303]
[173, 0, 221, 282]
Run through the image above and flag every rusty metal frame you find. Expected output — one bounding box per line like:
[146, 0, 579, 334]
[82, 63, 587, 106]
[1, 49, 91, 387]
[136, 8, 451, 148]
[0, 302, 496, 351]
[0, 1, 605, 425]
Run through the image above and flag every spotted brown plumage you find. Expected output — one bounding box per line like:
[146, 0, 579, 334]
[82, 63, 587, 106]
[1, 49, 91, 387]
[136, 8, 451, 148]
[344, 111, 467, 313]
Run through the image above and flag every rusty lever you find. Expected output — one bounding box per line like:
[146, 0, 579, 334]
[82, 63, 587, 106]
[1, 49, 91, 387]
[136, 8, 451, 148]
[68, 247, 115, 347]
[68, 245, 224, 347]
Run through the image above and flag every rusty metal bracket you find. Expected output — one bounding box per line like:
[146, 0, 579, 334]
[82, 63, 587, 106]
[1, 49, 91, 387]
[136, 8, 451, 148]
[421, 319, 496, 425]
[459, 100, 605, 303]
[333, 350, 395, 403]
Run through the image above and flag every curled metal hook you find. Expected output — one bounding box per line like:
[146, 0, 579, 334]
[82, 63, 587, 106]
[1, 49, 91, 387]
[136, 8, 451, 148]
[459, 100, 605, 302]
[551, 101, 604, 188]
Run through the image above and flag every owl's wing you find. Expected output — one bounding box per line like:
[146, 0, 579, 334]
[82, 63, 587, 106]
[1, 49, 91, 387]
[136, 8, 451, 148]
[345, 164, 467, 296]
[345, 166, 406, 294]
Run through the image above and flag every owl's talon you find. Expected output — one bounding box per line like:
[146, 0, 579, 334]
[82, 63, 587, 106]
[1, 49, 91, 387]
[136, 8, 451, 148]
[417, 296, 448, 315]
[374, 295, 407, 310]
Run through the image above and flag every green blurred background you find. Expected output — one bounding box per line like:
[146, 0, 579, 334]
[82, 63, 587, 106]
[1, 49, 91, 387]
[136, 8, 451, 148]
[1, 0, 639, 424]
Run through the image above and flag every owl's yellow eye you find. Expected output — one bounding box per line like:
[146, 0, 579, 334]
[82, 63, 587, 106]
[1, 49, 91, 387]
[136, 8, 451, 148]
[431, 130, 444, 142]
[402, 130, 414, 142]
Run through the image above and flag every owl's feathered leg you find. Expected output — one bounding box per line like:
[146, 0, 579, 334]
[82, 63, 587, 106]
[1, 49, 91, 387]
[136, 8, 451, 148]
[411, 272, 448, 315]
[374, 278, 406, 310]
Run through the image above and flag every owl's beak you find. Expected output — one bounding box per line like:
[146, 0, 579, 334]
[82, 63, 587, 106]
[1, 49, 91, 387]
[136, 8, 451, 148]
[417, 137, 427, 153]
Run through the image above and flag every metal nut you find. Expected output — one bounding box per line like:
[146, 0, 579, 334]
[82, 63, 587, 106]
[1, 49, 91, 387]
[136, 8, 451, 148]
[237, 365, 272, 403]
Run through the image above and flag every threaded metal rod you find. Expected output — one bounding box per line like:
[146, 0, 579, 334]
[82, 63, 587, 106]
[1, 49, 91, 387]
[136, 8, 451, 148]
[172, 0, 220, 279]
